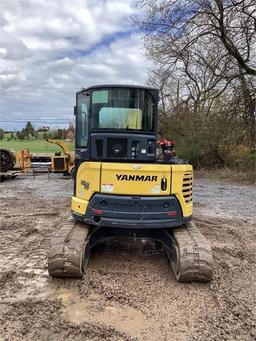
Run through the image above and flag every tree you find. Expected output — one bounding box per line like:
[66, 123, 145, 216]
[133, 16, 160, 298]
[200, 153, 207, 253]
[21, 128, 27, 138]
[43, 132, 48, 140]
[24, 121, 36, 139]
[68, 122, 75, 134]
[16, 131, 25, 140]
[66, 122, 75, 141]
[57, 129, 63, 139]
[138, 0, 256, 76]
[62, 128, 67, 139]
[0, 128, 4, 140]
[135, 0, 256, 165]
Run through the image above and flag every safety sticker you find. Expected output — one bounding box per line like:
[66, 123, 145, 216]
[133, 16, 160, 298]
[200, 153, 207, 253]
[101, 184, 114, 192]
[151, 185, 160, 194]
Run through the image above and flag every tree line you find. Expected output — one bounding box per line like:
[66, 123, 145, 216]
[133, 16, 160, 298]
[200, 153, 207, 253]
[136, 0, 255, 170]
[0, 122, 75, 141]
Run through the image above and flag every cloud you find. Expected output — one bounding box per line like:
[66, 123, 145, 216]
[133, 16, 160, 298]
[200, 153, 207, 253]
[0, 0, 148, 130]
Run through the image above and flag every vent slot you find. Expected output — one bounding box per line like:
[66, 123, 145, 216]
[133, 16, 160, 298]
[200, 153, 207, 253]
[96, 139, 103, 158]
[107, 138, 127, 159]
[182, 172, 193, 203]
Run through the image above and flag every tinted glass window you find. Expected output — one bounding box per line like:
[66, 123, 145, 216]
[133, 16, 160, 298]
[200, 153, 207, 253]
[91, 88, 154, 131]
[76, 93, 90, 147]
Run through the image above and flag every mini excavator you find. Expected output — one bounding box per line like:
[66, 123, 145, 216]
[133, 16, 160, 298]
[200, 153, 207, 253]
[48, 85, 213, 281]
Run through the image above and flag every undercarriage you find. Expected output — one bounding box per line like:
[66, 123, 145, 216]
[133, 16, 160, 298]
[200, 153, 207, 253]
[48, 218, 213, 282]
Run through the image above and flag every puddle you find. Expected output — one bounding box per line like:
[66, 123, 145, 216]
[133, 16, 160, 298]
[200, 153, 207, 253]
[62, 292, 146, 336]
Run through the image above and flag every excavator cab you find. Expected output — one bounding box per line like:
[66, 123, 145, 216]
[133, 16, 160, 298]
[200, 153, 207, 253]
[48, 85, 213, 282]
[74, 85, 158, 164]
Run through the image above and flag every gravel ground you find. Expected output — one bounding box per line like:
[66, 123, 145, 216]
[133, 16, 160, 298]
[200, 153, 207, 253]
[0, 174, 255, 341]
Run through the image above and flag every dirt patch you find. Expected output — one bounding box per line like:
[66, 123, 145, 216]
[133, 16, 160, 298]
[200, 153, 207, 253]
[0, 270, 17, 289]
[0, 299, 132, 341]
[195, 168, 255, 185]
[0, 175, 255, 340]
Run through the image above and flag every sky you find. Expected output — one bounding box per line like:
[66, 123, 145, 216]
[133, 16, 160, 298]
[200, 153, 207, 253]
[0, 0, 149, 131]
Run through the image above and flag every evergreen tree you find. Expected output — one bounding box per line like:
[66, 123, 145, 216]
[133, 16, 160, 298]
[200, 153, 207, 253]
[43, 132, 48, 140]
[24, 122, 36, 138]
[16, 131, 25, 140]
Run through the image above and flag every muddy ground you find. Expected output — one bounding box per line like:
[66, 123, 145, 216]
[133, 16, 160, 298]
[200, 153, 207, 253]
[0, 174, 255, 341]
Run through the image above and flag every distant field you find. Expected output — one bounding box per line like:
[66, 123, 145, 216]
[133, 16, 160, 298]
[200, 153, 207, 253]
[0, 139, 74, 153]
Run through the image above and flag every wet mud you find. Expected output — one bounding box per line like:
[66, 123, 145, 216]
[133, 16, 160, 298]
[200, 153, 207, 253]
[0, 175, 255, 340]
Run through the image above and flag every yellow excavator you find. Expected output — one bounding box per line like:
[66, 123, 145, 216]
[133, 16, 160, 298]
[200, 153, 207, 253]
[47, 139, 74, 176]
[48, 85, 213, 281]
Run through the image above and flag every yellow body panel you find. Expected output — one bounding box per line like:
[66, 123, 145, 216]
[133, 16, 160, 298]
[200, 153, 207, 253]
[50, 156, 67, 172]
[71, 196, 89, 215]
[75, 162, 101, 200]
[72, 162, 193, 218]
[101, 163, 171, 195]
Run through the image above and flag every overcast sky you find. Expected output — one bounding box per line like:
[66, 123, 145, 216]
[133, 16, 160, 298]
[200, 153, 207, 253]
[0, 0, 149, 131]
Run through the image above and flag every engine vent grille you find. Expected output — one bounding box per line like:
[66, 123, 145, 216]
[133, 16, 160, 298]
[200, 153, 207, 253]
[107, 138, 127, 159]
[182, 172, 193, 203]
[95, 139, 103, 158]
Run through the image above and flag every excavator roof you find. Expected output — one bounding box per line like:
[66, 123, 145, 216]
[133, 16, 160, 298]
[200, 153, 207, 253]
[76, 84, 159, 94]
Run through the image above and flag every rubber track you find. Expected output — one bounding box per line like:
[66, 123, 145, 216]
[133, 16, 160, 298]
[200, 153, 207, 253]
[170, 221, 213, 282]
[48, 217, 89, 278]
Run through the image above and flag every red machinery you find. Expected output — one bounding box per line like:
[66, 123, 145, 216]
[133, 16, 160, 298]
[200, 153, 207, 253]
[158, 139, 176, 161]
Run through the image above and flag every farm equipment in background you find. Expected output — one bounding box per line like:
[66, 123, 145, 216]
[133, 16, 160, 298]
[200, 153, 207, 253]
[0, 149, 16, 172]
[15, 149, 32, 172]
[0, 141, 75, 180]
[0, 148, 32, 181]
[46, 139, 74, 176]
[48, 84, 213, 282]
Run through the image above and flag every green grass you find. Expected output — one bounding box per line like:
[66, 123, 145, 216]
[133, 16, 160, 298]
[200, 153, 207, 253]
[0, 139, 74, 154]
